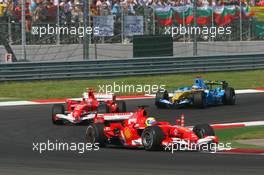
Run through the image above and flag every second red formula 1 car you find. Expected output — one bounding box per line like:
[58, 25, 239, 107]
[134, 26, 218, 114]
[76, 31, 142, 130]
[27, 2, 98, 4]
[85, 106, 218, 151]
[51, 89, 126, 125]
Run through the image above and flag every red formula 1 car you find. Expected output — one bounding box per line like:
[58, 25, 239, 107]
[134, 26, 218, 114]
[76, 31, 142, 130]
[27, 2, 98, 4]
[51, 89, 126, 125]
[85, 106, 218, 151]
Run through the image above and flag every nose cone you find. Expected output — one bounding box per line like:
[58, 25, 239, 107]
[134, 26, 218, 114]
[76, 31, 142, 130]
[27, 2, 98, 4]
[72, 111, 80, 118]
[190, 133, 199, 142]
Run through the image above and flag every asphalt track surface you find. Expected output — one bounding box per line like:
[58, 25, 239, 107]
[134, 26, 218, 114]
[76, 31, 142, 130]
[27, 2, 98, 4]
[0, 93, 263, 175]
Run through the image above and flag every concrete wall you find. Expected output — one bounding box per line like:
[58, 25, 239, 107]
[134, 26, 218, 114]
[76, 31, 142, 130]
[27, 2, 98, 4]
[1, 41, 264, 62]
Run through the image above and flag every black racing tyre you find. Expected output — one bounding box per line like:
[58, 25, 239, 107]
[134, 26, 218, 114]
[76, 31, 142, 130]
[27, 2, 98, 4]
[192, 124, 215, 138]
[97, 103, 110, 113]
[193, 92, 206, 108]
[85, 123, 107, 147]
[223, 87, 236, 105]
[142, 126, 165, 151]
[116, 100, 126, 112]
[52, 104, 65, 125]
[155, 90, 169, 108]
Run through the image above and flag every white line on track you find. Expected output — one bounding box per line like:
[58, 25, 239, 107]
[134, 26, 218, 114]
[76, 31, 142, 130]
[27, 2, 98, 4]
[0, 89, 263, 107]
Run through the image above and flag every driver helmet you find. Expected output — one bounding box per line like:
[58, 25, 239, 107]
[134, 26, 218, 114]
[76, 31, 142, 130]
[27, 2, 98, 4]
[145, 117, 157, 126]
[82, 92, 88, 101]
[192, 85, 200, 89]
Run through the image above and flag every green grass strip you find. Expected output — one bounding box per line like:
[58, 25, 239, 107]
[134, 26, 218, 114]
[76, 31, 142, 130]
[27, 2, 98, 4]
[0, 69, 263, 100]
[215, 125, 264, 149]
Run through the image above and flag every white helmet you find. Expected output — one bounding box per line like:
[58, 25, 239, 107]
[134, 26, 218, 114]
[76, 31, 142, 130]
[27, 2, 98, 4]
[192, 85, 200, 89]
[82, 92, 88, 100]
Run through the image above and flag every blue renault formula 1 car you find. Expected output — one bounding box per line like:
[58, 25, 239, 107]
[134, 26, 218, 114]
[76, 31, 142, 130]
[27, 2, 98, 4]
[155, 78, 236, 109]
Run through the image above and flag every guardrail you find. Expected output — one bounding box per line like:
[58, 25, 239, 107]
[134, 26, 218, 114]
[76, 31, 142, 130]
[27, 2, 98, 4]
[0, 54, 264, 82]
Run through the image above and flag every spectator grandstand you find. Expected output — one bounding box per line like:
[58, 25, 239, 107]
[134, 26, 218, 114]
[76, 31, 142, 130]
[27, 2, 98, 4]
[0, 0, 263, 62]
[0, 0, 263, 45]
[0, 0, 263, 23]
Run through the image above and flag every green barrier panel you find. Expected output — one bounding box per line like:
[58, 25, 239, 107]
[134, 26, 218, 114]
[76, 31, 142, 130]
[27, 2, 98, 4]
[255, 21, 264, 36]
[133, 35, 173, 57]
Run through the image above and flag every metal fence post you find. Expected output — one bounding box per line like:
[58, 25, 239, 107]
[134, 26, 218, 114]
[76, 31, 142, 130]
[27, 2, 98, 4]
[121, 7, 124, 43]
[152, 9, 155, 35]
[239, 2, 243, 41]
[56, 1, 60, 45]
[94, 37, 98, 60]
[8, 16, 12, 44]
[211, 5, 214, 42]
[144, 6, 149, 35]
[88, 1, 92, 44]
[183, 10, 186, 42]
[193, 0, 198, 56]
[21, 0, 26, 60]
[248, 18, 251, 40]
[83, 0, 89, 60]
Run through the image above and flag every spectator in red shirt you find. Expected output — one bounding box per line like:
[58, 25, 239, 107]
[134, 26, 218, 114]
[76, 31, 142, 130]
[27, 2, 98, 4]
[45, 0, 57, 22]
[14, 1, 31, 31]
[257, 0, 264, 6]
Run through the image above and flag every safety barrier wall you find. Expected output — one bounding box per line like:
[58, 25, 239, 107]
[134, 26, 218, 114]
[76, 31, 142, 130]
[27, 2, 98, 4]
[1, 41, 264, 62]
[0, 54, 263, 82]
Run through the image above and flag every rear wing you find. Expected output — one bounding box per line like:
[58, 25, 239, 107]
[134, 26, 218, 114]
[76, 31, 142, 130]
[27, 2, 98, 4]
[204, 80, 228, 88]
[97, 112, 134, 121]
[170, 87, 198, 96]
[68, 93, 115, 102]
[94, 93, 115, 101]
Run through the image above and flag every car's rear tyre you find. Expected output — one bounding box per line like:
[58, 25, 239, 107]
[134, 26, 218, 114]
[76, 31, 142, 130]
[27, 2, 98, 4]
[223, 87, 236, 105]
[155, 90, 169, 108]
[193, 92, 206, 108]
[116, 100, 126, 112]
[192, 124, 215, 138]
[85, 123, 107, 147]
[193, 124, 216, 152]
[52, 104, 64, 125]
[142, 126, 165, 151]
[97, 103, 110, 113]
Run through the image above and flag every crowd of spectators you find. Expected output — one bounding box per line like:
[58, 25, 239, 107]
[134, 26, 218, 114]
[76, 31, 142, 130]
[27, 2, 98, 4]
[0, 0, 263, 24]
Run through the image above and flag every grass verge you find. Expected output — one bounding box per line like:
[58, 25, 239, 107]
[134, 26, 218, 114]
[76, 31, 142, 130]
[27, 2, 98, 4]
[0, 70, 263, 100]
[215, 125, 264, 149]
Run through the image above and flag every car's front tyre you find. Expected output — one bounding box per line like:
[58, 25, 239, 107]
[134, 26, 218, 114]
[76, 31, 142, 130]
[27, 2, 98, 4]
[192, 123, 216, 152]
[192, 123, 215, 138]
[155, 90, 169, 109]
[142, 126, 165, 151]
[85, 123, 107, 147]
[193, 92, 206, 108]
[52, 104, 65, 125]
